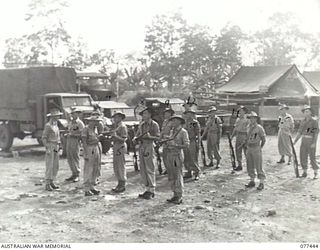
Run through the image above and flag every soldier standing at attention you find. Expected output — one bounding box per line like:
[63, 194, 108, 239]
[277, 104, 294, 165]
[110, 112, 128, 193]
[201, 107, 222, 169]
[82, 113, 103, 196]
[294, 105, 319, 179]
[160, 108, 175, 175]
[42, 109, 63, 191]
[65, 107, 84, 182]
[183, 110, 201, 180]
[165, 116, 190, 204]
[245, 112, 266, 190]
[231, 106, 249, 171]
[133, 107, 160, 200]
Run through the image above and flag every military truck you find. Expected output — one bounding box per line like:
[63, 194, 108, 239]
[0, 66, 95, 153]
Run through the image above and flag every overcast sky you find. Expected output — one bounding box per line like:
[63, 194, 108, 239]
[0, 0, 320, 56]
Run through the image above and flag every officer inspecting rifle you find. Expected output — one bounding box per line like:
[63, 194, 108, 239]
[65, 107, 84, 183]
[133, 107, 160, 200]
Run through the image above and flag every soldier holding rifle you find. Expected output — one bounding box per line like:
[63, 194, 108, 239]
[65, 107, 84, 183]
[183, 110, 201, 180]
[133, 107, 160, 200]
[164, 116, 190, 204]
[231, 105, 249, 171]
[201, 107, 222, 169]
[293, 105, 319, 179]
[110, 112, 128, 193]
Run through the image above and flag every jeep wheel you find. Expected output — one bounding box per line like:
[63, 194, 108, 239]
[0, 123, 14, 151]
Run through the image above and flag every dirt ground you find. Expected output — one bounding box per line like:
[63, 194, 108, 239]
[0, 135, 320, 243]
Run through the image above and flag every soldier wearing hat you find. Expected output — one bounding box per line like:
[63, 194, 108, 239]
[42, 109, 63, 191]
[231, 105, 250, 171]
[133, 107, 160, 199]
[110, 112, 128, 193]
[183, 110, 201, 180]
[277, 104, 294, 164]
[65, 107, 84, 182]
[81, 113, 103, 196]
[166, 115, 190, 204]
[293, 105, 319, 179]
[245, 111, 266, 190]
[201, 106, 222, 168]
[159, 108, 175, 175]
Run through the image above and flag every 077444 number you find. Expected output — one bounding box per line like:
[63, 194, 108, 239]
[300, 244, 319, 248]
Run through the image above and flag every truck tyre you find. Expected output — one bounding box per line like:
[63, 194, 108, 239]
[0, 123, 14, 151]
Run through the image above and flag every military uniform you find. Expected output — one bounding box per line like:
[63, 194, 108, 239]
[184, 118, 201, 175]
[205, 116, 222, 164]
[233, 115, 250, 167]
[278, 113, 294, 158]
[112, 121, 128, 189]
[246, 123, 266, 182]
[137, 119, 160, 194]
[166, 126, 190, 200]
[161, 118, 173, 172]
[42, 121, 61, 186]
[66, 117, 84, 179]
[82, 126, 102, 193]
[297, 117, 319, 172]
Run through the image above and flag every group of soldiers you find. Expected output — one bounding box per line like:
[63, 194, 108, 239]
[41, 101, 319, 205]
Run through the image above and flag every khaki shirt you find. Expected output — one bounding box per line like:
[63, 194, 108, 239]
[206, 116, 222, 134]
[161, 119, 173, 138]
[185, 118, 200, 141]
[68, 118, 85, 137]
[113, 122, 128, 144]
[167, 127, 190, 154]
[42, 121, 60, 144]
[278, 113, 294, 134]
[137, 119, 160, 141]
[234, 116, 250, 133]
[298, 117, 319, 137]
[247, 124, 266, 146]
[82, 126, 99, 145]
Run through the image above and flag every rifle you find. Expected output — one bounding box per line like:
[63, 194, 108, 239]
[227, 132, 236, 170]
[154, 142, 163, 175]
[131, 130, 149, 172]
[200, 140, 207, 167]
[289, 135, 300, 178]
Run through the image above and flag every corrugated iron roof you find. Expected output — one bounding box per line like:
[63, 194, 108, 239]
[217, 65, 292, 93]
[303, 71, 320, 92]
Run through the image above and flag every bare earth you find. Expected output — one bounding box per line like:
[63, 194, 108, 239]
[0, 135, 319, 243]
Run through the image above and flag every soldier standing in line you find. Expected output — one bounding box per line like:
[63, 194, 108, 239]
[277, 104, 294, 165]
[159, 108, 175, 175]
[133, 107, 160, 200]
[82, 113, 103, 196]
[42, 109, 63, 191]
[245, 111, 266, 190]
[231, 106, 250, 171]
[110, 112, 128, 193]
[183, 110, 201, 180]
[201, 107, 222, 169]
[65, 107, 84, 182]
[165, 116, 190, 205]
[294, 105, 319, 179]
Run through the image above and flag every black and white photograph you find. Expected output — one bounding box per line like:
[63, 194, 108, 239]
[0, 0, 320, 246]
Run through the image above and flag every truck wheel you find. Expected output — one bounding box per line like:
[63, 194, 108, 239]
[0, 123, 14, 151]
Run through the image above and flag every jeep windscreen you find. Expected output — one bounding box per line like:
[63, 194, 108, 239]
[62, 96, 92, 107]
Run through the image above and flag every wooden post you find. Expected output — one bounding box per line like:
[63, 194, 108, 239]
[260, 97, 265, 126]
